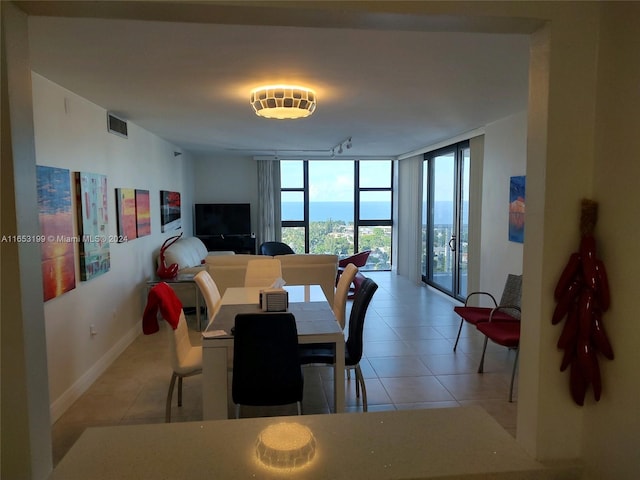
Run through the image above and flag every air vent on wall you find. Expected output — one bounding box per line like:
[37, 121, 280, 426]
[107, 112, 128, 138]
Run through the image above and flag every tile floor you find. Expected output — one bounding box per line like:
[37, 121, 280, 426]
[51, 271, 519, 466]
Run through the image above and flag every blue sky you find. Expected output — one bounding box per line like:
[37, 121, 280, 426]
[281, 160, 391, 202]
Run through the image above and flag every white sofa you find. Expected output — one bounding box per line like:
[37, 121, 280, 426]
[160, 236, 211, 274]
[159, 237, 338, 304]
[205, 253, 338, 304]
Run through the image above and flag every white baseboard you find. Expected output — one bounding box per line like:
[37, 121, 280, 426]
[49, 324, 140, 423]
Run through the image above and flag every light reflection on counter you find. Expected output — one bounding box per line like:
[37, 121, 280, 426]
[255, 422, 317, 471]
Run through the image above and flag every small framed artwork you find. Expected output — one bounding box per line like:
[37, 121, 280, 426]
[76, 171, 110, 280]
[508, 175, 525, 243]
[115, 188, 137, 242]
[160, 190, 181, 232]
[135, 189, 151, 237]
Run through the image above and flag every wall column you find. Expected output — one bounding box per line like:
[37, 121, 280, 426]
[1, 3, 53, 478]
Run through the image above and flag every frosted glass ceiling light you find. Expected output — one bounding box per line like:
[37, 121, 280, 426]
[250, 85, 316, 119]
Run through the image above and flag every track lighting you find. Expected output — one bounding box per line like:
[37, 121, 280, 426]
[330, 137, 353, 157]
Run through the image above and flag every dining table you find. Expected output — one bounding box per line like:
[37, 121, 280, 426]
[201, 284, 345, 420]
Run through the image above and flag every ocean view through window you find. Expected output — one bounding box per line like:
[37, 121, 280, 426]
[280, 160, 393, 270]
[282, 201, 390, 222]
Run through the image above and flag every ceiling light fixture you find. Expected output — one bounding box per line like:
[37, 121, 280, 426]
[250, 85, 317, 119]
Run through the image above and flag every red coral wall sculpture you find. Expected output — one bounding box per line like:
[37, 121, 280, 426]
[552, 199, 613, 405]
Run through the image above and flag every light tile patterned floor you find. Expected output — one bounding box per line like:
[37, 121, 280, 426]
[51, 271, 518, 465]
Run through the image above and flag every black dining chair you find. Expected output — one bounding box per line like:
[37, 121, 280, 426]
[259, 241, 295, 256]
[299, 277, 378, 412]
[232, 312, 303, 418]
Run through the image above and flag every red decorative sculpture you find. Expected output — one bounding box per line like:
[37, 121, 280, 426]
[156, 233, 183, 279]
[552, 199, 613, 405]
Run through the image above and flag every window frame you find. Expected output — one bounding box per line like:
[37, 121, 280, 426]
[281, 161, 310, 252]
[281, 160, 393, 270]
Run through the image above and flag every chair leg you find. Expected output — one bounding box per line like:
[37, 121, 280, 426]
[509, 348, 520, 402]
[297, 401, 302, 416]
[352, 367, 360, 398]
[477, 336, 489, 373]
[235, 404, 241, 419]
[355, 365, 368, 412]
[453, 318, 464, 352]
[165, 372, 178, 423]
[178, 376, 183, 407]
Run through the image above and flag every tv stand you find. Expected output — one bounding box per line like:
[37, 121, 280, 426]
[198, 235, 256, 255]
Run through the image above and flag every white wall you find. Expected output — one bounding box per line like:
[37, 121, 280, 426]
[584, 3, 640, 478]
[479, 111, 527, 289]
[31, 74, 194, 421]
[192, 154, 259, 235]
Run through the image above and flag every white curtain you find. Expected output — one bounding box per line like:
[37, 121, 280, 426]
[257, 160, 281, 248]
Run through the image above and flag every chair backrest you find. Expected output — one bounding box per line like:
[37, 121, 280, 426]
[333, 263, 359, 330]
[338, 250, 371, 268]
[259, 241, 295, 256]
[244, 258, 283, 287]
[232, 313, 303, 406]
[167, 311, 197, 375]
[499, 274, 522, 319]
[345, 278, 378, 363]
[194, 270, 222, 321]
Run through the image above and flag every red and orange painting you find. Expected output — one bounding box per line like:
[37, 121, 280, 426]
[37, 165, 76, 301]
[135, 189, 151, 237]
[116, 188, 137, 241]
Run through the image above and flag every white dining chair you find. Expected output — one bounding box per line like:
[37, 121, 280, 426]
[333, 263, 359, 330]
[244, 258, 282, 287]
[165, 309, 202, 422]
[194, 270, 222, 325]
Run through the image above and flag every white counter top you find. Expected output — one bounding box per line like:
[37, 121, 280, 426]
[51, 407, 551, 480]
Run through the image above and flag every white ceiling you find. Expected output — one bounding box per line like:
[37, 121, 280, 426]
[24, 3, 531, 159]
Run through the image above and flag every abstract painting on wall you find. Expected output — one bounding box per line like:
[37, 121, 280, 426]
[115, 188, 137, 241]
[76, 172, 110, 280]
[509, 175, 526, 243]
[37, 165, 76, 301]
[135, 189, 151, 237]
[160, 190, 181, 232]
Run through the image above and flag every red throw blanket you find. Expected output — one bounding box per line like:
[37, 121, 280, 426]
[142, 282, 182, 334]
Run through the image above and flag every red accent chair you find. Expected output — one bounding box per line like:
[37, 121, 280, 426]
[476, 306, 521, 402]
[336, 250, 371, 299]
[452, 274, 522, 351]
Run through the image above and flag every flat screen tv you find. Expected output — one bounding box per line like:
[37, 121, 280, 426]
[194, 203, 251, 236]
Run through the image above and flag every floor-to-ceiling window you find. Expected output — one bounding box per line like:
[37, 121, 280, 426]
[281, 160, 393, 270]
[422, 141, 469, 299]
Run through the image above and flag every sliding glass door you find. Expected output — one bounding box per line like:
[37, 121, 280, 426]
[422, 142, 469, 300]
